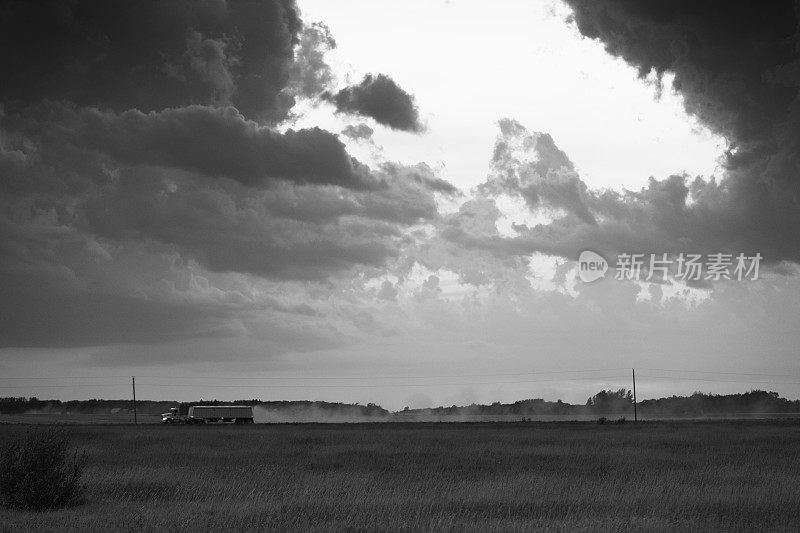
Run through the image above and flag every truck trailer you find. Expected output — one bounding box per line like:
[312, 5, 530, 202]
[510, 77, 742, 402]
[161, 405, 254, 424]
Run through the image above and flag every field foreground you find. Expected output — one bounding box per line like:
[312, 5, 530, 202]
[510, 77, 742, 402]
[1, 421, 799, 531]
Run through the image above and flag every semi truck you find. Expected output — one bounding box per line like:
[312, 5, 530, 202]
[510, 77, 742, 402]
[161, 405, 254, 424]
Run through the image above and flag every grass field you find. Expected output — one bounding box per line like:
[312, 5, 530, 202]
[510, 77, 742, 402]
[1, 421, 799, 531]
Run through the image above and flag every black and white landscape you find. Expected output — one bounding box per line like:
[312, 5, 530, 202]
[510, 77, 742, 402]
[2, 1, 800, 530]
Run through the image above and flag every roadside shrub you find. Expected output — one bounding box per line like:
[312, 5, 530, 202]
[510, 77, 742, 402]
[596, 417, 607, 425]
[616, 417, 626, 425]
[0, 429, 86, 510]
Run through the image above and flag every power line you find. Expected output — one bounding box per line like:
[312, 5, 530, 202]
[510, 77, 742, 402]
[2, 368, 799, 381]
[2, 369, 800, 392]
[134, 375, 628, 389]
[638, 368, 800, 379]
[0, 376, 137, 380]
[0, 384, 130, 389]
[0, 368, 632, 381]
[133, 369, 631, 380]
[636, 375, 800, 386]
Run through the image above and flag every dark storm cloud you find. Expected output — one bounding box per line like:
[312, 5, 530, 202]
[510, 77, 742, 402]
[554, 0, 800, 263]
[564, 0, 798, 144]
[325, 74, 425, 132]
[81, 179, 399, 282]
[0, 0, 301, 123]
[77, 162, 445, 280]
[72, 105, 380, 190]
[0, 103, 380, 192]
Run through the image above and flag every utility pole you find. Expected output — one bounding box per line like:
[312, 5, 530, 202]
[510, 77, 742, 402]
[132, 376, 137, 425]
[632, 368, 637, 423]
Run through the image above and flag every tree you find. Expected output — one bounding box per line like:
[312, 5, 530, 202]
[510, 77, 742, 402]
[586, 389, 633, 414]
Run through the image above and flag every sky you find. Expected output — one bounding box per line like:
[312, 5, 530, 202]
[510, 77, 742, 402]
[1, 0, 799, 410]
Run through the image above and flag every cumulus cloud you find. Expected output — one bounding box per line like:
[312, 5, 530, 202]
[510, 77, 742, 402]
[341, 123, 375, 141]
[326, 74, 425, 132]
[481, 119, 596, 225]
[289, 22, 337, 99]
[431, 116, 800, 271]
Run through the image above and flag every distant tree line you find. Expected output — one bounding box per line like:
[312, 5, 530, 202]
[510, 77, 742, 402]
[2, 390, 799, 417]
[402, 389, 800, 417]
[637, 390, 800, 417]
[0, 397, 390, 418]
[404, 398, 581, 417]
[0, 397, 174, 415]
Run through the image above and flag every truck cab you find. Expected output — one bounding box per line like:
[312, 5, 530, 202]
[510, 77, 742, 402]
[161, 407, 182, 424]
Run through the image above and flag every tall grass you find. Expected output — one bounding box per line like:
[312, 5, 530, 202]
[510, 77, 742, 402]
[0, 421, 799, 531]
